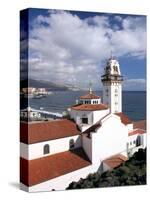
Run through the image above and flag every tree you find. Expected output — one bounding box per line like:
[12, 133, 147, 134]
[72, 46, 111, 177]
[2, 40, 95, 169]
[67, 148, 146, 190]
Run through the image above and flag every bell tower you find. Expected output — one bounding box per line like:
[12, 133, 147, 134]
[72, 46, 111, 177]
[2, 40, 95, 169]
[101, 57, 123, 113]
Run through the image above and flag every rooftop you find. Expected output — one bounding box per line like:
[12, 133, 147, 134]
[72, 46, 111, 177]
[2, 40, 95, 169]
[133, 120, 146, 131]
[80, 93, 100, 99]
[128, 129, 146, 136]
[103, 154, 128, 169]
[71, 103, 108, 111]
[115, 112, 132, 125]
[20, 119, 80, 144]
[20, 148, 91, 186]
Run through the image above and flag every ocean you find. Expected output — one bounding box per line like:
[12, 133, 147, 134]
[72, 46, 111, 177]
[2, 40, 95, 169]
[24, 91, 146, 121]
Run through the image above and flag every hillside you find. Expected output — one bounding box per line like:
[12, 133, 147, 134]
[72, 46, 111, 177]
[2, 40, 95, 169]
[67, 148, 146, 189]
[20, 79, 69, 91]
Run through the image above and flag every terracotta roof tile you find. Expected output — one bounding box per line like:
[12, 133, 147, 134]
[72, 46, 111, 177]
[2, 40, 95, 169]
[133, 120, 146, 131]
[20, 119, 80, 144]
[20, 148, 91, 186]
[128, 129, 146, 136]
[103, 154, 128, 169]
[71, 103, 108, 111]
[115, 112, 132, 125]
[80, 93, 100, 99]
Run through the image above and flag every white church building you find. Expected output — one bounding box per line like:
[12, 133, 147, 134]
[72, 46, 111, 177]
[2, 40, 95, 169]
[20, 57, 146, 192]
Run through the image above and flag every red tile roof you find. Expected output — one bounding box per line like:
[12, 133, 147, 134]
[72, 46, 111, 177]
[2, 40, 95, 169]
[71, 103, 108, 111]
[103, 154, 128, 169]
[133, 120, 146, 131]
[20, 119, 80, 144]
[128, 129, 146, 136]
[80, 93, 100, 99]
[20, 148, 91, 186]
[115, 112, 132, 125]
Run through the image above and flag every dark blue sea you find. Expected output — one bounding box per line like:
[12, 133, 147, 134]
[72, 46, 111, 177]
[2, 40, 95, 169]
[25, 91, 146, 121]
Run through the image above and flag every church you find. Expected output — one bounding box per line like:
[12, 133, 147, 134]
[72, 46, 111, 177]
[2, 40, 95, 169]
[20, 57, 146, 192]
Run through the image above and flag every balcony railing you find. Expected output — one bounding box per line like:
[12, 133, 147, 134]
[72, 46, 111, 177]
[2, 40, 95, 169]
[101, 75, 123, 82]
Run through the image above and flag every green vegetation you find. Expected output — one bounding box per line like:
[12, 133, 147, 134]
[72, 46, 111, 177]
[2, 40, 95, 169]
[67, 148, 146, 189]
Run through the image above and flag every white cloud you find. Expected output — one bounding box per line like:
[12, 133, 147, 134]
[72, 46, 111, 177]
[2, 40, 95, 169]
[26, 11, 146, 89]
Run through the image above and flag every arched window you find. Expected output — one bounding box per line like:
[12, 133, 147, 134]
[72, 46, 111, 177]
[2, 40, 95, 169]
[43, 144, 50, 155]
[136, 136, 141, 147]
[69, 139, 75, 150]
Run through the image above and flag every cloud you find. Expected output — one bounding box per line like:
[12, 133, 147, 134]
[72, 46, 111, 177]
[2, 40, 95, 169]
[24, 10, 146, 89]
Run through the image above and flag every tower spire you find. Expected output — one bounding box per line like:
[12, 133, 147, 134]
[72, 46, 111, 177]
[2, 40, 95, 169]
[101, 57, 123, 113]
[89, 81, 92, 94]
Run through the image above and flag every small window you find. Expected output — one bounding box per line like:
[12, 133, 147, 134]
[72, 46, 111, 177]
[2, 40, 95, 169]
[82, 117, 88, 124]
[116, 66, 118, 72]
[136, 136, 141, 147]
[69, 139, 75, 150]
[130, 141, 132, 145]
[44, 144, 50, 155]
[133, 140, 136, 144]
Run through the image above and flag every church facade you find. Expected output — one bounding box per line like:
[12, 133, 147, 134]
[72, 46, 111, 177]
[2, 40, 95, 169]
[20, 57, 146, 192]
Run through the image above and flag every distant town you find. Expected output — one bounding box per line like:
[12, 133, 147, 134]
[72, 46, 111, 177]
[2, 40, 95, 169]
[21, 87, 50, 98]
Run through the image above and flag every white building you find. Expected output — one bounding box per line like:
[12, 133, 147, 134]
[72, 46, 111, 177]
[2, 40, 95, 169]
[20, 107, 41, 120]
[20, 57, 146, 192]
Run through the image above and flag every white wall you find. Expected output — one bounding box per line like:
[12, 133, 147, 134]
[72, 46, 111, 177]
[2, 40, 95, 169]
[80, 98, 101, 104]
[93, 109, 109, 124]
[110, 83, 122, 113]
[82, 134, 92, 162]
[91, 114, 128, 163]
[127, 133, 146, 156]
[142, 133, 147, 148]
[70, 109, 109, 128]
[20, 142, 28, 159]
[128, 133, 146, 150]
[127, 134, 138, 149]
[20, 135, 81, 160]
[127, 124, 133, 131]
[102, 82, 122, 113]
[70, 110, 93, 125]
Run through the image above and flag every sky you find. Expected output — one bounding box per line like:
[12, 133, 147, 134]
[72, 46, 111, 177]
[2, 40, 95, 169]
[20, 8, 146, 91]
